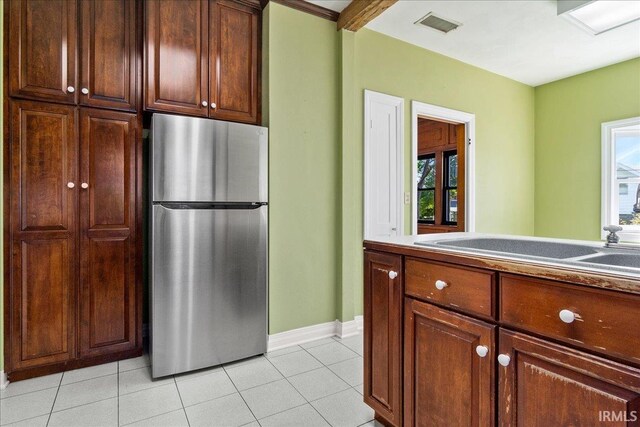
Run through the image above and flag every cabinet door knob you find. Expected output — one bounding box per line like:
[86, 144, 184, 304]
[81, 182, 89, 189]
[211, 102, 217, 109]
[559, 309, 576, 324]
[475, 345, 489, 358]
[388, 270, 398, 279]
[497, 354, 511, 367]
[67, 182, 75, 189]
[435, 280, 448, 290]
[202, 101, 208, 107]
[81, 87, 89, 95]
[67, 86, 75, 93]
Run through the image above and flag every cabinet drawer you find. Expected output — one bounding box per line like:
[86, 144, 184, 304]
[500, 274, 640, 366]
[405, 258, 495, 319]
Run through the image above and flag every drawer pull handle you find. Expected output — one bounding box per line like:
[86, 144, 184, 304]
[475, 345, 489, 358]
[67, 182, 75, 189]
[559, 309, 576, 324]
[435, 280, 448, 290]
[497, 354, 511, 367]
[388, 270, 398, 279]
[67, 86, 75, 93]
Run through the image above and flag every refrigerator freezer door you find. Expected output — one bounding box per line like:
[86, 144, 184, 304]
[151, 114, 268, 203]
[151, 204, 268, 378]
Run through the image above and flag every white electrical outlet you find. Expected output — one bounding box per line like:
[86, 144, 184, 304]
[404, 192, 411, 204]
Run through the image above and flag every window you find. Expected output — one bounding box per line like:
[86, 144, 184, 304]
[415, 117, 465, 232]
[443, 151, 458, 224]
[602, 117, 640, 242]
[417, 154, 436, 223]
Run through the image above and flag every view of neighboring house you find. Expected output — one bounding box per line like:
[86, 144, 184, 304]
[618, 162, 640, 221]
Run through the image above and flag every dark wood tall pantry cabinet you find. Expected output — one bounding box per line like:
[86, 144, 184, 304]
[4, 0, 143, 381]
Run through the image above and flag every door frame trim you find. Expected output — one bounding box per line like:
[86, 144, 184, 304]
[411, 100, 476, 234]
[364, 89, 405, 239]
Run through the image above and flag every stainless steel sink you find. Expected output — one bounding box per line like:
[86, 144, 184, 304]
[579, 254, 640, 269]
[420, 238, 600, 259]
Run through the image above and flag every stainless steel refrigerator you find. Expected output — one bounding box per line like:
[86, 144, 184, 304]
[149, 114, 268, 378]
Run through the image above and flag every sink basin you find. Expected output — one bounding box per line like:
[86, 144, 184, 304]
[580, 254, 640, 269]
[421, 238, 600, 259]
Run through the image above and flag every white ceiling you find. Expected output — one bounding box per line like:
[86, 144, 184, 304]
[307, 0, 350, 13]
[310, 0, 640, 86]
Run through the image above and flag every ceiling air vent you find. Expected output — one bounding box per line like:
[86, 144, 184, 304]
[415, 12, 462, 34]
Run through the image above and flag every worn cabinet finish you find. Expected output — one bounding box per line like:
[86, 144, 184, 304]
[79, 109, 137, 357]
[209, 0, 260, 123]
[363, 241, 640, 426]
[499, 329, 640, 427]
[9, 0, 77, 104]
[145, 0, 209, 117]
[79, 0, 138, 111]
[9, 101, 78, 370]
[404, 299, 495, 427]
[364, 251, 403, 427]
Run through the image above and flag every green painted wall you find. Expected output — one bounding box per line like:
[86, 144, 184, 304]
[264, 4, 341, 334]
[343, 29, 536, 317]
[534, 58, 640, 241]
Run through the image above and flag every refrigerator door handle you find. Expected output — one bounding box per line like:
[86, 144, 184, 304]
[157, 202, 267, 210]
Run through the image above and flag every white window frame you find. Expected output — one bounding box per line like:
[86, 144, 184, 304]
[411, 101, 476, 234]
[601, 116, 640, 242]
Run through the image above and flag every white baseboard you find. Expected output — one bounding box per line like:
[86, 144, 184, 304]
[267, 316, 363, 352]
[0, 371, 8, 390]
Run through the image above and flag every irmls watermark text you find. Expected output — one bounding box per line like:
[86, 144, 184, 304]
[599, 411, 638, 422]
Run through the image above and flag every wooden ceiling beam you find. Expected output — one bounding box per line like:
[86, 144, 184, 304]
[337, 0, 397, 32]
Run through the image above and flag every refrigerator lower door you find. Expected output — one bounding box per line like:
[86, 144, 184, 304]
[151, 204, 267, 378]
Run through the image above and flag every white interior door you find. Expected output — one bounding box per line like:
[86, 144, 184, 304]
[364, 90, 404, 239]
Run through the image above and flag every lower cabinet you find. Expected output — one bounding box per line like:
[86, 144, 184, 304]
[7, 100, 141, 379]
[364, 250, 403, 426]
[404, 298, 495, 427]
[363, 247, 640, 426]
[499, 329, 640, 427]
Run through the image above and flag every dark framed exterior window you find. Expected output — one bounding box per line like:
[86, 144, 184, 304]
[417, 154, 436, 224]
[443, 150, 458, 225]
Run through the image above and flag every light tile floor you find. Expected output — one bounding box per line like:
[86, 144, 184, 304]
[0, 333, 380, 427]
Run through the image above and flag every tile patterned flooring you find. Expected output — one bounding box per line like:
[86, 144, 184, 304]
[0, 333, 381, 427]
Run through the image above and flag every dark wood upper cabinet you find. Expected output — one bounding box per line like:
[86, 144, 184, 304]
[209, 0, 260, 123]
[9, 100, 78, 370]
[499, 329, 640, 427]
[145, 0, 261, 124]
[78, 109, 137, 357]
[364, 251, 403, 427]
[145, 0, 209, 117]
[404, 299, 495, 427]
[79, 0, 138, 111]
[9, 0, 78, 104]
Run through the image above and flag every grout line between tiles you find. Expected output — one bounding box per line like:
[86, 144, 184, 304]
[119, 408, 185, 427]
[117, 362, 120, 427]
[221, 363, 259, 424]
[172, 376, 191, 427]
[45, 373, 64, 426]
[0, 384, 60, 401]
[263, 351, 335, 427]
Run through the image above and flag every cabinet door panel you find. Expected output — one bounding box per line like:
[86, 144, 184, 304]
[210, 0, 259, 123]
[9, 0, 77, 103]
[80, 0, 137, 111]
[404, 299, 495, 427]
[9, 101, 77, 370]
[145, 0, 209, 116]
[364, 251, 403, 426]
[499, 329, 640, 427]
[79, 108, 137, 357]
